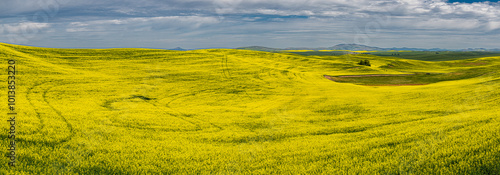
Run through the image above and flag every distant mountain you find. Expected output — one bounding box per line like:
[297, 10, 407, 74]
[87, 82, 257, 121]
[459, 48, 500, 51]
[281, 46, 326, 50]
[461, 48, 487, 51]
[384, 47, 449, 51]
[170, 47, 186, 51]
[327, 44, 382, 51]
[238, 44, 386, 51]
[236, 46, 282, 52]
[324, 44, 450, 51]
[192, 47, 234, 50]
[235, 44, 500, 52]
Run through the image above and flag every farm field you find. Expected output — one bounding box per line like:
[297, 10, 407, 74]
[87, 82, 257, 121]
[288, 50, 500, 61]
[1, 42, 500, 174]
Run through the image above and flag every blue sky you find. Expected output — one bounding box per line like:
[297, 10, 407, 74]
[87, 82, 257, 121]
[0, 0, 499, 49]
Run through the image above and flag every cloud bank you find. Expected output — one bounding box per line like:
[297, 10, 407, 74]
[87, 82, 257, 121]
[0, 0, 499, 49]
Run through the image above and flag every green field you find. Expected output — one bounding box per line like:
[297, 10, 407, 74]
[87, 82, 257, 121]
[1, 42, 500, 174]
[287, 50, 500, 61]
[372, 51, 500, 61]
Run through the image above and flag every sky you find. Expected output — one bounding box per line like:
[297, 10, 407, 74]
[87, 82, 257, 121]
[0, 0, 499, 49]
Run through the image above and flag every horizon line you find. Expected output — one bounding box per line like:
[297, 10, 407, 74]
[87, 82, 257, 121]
[1, 41, 499, 51]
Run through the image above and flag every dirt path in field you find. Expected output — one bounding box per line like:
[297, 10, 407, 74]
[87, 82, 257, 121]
[336, 74, 414, 78]
[323, 75, 428, 86]
[324, 75, 335, 81]
[364, 84, 428, 86]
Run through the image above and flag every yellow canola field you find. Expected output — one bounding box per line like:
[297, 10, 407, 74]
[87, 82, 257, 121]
[1, 43, 499, 174]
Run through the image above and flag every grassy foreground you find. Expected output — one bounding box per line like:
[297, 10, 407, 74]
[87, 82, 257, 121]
[1, 42, 500, 174]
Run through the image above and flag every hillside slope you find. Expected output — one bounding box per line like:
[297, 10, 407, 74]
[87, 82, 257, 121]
[1, 42, 499, 174]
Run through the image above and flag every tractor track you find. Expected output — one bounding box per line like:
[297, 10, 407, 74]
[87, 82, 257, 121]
[161, 90, 224, 131]
[149, 100, 223, 132]
[98, 89, 223, 132]
[42, 80, 76, 144]
[19, 80, 76, 147]
[25, 81, 49, 135]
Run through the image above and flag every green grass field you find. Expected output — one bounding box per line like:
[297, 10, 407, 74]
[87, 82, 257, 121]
[1, 42, 500, 174]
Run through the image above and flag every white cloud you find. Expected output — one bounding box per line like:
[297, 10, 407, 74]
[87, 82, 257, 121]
[0, 22, 51, 44]
[209, 0, 500, 31]
[487, 21, 500, 31]
[1, 0, 499, 49]
[0, 22, 51, 34]
[65, 16, 220, 32]
[66, 28, 92, 32]
[410, 18, 481, 30]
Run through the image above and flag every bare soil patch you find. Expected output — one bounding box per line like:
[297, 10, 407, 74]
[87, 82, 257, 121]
[337, 74, 414, 78]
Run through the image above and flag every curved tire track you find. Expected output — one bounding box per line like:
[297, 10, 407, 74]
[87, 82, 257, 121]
[25, 81, 49, 135]
[98, 90, 223, 132]
[159, 89, 225, 131]
[149, 100, 223, 132]
[42, 80, 76, 144]
[19, 80, 76, 147]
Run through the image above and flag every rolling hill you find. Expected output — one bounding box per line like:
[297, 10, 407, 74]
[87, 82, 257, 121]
[1, 42, 499, 174]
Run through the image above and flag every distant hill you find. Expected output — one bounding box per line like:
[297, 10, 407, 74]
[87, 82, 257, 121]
[384, 47, 449, 51]
[326, 44, 383, 51]
[236, 44, 500, 52]
[237, 44, 389, 51]
[280, 44, 384, 51]
[236, 46, 282, 52]
[282, 46, 327, 50]
[460, 48, 500, 51]
[170, 47, 186, 51]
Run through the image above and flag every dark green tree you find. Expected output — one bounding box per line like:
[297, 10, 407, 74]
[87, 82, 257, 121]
[358, 60, 371, 66]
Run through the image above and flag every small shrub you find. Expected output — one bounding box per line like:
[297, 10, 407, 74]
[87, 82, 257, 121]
[358, 60, 371, 67]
